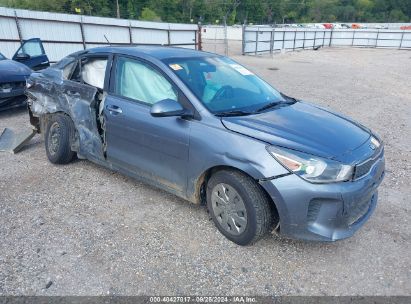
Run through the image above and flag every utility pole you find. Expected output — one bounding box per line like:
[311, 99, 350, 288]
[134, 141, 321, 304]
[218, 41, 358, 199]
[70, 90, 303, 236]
[116, 0, 120, 18]
[223, 15, 228, 56]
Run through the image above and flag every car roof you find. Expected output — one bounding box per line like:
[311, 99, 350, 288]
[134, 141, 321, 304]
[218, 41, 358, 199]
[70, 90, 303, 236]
[86, 45, 218, 60]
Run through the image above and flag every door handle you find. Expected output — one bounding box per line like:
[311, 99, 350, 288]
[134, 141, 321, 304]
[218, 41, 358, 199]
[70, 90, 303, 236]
[106, 105, 123, 115]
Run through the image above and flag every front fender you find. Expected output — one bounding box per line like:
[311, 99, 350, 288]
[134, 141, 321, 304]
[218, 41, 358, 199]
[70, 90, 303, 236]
[186, 119, 288, 202]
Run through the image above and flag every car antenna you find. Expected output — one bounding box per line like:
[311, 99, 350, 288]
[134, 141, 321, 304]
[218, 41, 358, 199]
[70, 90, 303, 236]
[104, 35, 112, 46]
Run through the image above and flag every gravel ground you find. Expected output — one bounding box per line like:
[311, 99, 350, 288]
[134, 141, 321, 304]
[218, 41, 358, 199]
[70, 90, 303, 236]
[0, 47, 410, 296]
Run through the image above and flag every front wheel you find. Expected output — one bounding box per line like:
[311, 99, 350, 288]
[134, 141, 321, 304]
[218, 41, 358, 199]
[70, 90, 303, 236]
[207, 170, 274, 246]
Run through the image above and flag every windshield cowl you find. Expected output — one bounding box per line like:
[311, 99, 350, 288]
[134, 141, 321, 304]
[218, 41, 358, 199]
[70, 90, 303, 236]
[214, 110, 254, 117]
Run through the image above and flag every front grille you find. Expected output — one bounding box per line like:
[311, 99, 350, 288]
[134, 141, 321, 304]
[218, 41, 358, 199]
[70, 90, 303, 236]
[353, 148, 383, 180]
[0, 81, 25, 92]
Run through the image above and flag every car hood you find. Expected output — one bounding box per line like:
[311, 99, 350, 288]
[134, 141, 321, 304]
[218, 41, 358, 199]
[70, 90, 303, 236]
[0, 60, 32, 83]
[221, 101, 371, 161]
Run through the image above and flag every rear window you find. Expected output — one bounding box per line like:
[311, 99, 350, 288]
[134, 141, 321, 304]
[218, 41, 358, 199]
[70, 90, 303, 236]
[51, 57, 77, 80]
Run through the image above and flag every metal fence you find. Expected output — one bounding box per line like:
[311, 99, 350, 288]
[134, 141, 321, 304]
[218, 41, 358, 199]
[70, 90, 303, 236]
[243, 26, 411, 55]
[200, 25, 229, 56]
[0, 7, 200, 62]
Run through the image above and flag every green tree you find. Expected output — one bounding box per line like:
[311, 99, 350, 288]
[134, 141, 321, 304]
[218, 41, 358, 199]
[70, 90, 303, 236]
[0, 0, 410, 23]
[140, 7, 161, 21]
[389, 8, 408, 21]
[127, 0, 136, 19]
[228, 7, 237, 25]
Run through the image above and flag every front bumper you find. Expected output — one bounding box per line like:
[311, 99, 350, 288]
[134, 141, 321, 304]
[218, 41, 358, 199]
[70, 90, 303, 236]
[260, 151, 385, 241]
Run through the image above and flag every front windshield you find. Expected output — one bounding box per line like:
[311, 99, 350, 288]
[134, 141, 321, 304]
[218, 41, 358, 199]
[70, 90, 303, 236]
[163, 56, 285, 114]
[0, 53, 6, 60]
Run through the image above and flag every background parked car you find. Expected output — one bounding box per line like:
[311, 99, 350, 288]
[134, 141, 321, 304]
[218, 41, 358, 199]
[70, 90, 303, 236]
[0, 38, 49, 111]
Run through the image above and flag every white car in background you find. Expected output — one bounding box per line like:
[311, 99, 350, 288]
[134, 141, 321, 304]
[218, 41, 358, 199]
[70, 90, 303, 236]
[313, 23, 326, 29]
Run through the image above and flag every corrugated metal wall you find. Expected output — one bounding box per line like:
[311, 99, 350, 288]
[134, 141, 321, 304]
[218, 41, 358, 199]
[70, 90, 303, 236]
[202, 26, 243, 41]
[243, 27, 411, 55]
[0, 7, 199, 61]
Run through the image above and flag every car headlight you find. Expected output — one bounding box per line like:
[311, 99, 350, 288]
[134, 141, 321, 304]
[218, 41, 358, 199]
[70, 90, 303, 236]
[267, 146, 354, 183]
[26, 80, 33, 89]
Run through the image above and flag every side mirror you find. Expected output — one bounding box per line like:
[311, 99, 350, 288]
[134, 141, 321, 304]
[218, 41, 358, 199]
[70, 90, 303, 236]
[150, 99, 187, 118]
[15, 53, 30, 61]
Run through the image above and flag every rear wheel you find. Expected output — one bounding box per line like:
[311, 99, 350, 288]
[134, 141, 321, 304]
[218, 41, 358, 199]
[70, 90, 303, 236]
[207, 169, 274, 246]
[45, 114, 75, 164]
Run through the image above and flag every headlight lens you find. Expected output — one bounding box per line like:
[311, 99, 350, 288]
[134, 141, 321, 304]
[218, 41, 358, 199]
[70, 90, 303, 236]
[267, 146, 354, 183]
[26, 80, 33, 89]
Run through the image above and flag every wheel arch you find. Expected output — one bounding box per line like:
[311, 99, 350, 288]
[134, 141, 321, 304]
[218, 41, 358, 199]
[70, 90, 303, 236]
[38, 110, 72, 133]
[192, 165, 280, 226]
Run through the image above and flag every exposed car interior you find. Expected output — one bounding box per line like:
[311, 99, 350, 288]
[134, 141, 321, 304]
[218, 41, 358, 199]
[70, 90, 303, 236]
[70, 57, 107, 88]
[65, 56, 109, 150]
[70, 56, 108, 104]
[81, 59, 107, 90]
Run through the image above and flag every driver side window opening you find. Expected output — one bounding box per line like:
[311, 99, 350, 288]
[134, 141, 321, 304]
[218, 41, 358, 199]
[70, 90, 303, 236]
[114, 56, 178, 106]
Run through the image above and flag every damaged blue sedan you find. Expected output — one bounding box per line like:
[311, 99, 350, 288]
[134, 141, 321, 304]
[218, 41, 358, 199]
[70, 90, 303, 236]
[26, 46, 385, 245]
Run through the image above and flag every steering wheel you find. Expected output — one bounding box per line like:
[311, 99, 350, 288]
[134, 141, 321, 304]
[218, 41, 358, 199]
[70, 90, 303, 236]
[210, 85, 233, 103]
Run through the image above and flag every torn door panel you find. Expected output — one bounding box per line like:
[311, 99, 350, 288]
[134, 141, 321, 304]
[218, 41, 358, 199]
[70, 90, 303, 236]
[27, 70, 105, 162]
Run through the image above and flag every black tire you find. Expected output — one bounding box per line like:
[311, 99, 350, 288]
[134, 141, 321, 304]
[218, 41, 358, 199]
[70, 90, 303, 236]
[44, 113, 76, 164]
[206, 169, 274, 246]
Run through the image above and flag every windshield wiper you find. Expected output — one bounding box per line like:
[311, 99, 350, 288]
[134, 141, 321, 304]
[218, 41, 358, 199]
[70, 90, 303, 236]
[280, 92, 298, 103]
[215, 110, 254, 117]
[254, 101, 282, 113]
[255, 94, 298, 113]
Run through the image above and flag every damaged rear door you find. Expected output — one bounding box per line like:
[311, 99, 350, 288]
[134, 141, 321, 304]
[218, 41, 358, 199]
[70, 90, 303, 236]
[60, 54, 111, 161]
[28, 54, 108, 162]
[60, 80, 105, 161]
[104, 55, 191, 194]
